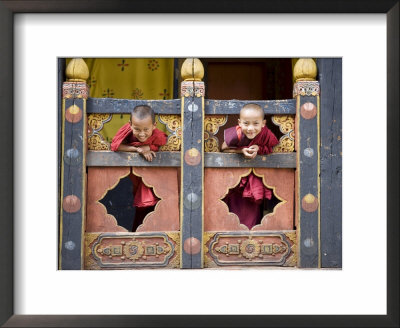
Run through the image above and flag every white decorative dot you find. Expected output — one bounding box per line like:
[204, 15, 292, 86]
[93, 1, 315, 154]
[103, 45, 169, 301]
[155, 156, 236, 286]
[184, 192, 201, 210]
[304, 148, 314, 158]
[65, 241, 76, 250]
[187, 193, 198, 203]
[303, 238, 314, 248]
[188, 103, 198, 112]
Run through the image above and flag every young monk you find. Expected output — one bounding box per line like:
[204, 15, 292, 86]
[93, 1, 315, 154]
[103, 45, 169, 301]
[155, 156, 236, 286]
[221, 103, 279, 229]
[111, 105, 167, 231]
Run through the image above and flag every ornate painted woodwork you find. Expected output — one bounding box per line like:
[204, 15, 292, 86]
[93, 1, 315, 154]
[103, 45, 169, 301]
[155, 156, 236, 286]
[180, 80, 205, 269]
[87, 113, 112, 150]
[86, 167, 179, 233]
[60, 57, 343, 270]
[204, 115, 228, 152]
[203, 231, 296, 268]
[204, 168, 294, 232]
[84, 232, 180, 269]
[294, 81, 321, 268]
[271, 115, 295, 152]
[59, 80, 89, 270]
[158, 114, 182, 151]
[86, 167, 130, 232]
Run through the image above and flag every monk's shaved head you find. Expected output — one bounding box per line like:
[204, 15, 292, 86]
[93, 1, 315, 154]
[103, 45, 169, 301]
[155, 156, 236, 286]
[131, 105, 155, 124]
[240, 103, 265, 120]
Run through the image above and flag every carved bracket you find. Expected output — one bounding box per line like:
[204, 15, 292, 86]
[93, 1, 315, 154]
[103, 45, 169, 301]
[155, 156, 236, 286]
[204, 115, 227, 152]
[158, 114, 182, 151]
[272, 115, 295, 152]
[87, 114, 112, 150]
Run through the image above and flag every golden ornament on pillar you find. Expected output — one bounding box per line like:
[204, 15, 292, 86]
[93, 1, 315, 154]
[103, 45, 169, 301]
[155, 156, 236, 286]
[293, 58, 317, 81]
[66, 58, 89, 82]
[181, 58, 204, 81]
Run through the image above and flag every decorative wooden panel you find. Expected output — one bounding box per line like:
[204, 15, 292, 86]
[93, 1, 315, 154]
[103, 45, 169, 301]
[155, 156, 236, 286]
[86, 167, 179, 233]
[203, 231, 296, 268]
[84, 232, 180, 269]
[87, 167, 130, 232]
[204, 168, 294, 232]
[133, 167, 180, 232]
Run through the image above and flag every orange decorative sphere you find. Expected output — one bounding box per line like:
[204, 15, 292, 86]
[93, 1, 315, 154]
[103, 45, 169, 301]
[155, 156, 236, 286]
[63, 195, 81, 213]
[300, 102, 317, 120]
[301, 194, 319, 212]
[183, 237, 201, 255]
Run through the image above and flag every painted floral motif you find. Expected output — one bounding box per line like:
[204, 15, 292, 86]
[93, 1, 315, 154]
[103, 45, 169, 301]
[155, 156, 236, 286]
[117, 59, 129, 71]
[88, 76, 97, 88]
[102, 88, 114, 98]
[131, 88, 144, 99]
[159, 89, 170, 100]
[147, 59, 160, 71]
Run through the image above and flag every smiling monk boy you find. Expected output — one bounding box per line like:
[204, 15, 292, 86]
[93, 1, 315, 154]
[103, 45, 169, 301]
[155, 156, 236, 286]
[111, 105, 167, 231]
[221, 103, 279, 229]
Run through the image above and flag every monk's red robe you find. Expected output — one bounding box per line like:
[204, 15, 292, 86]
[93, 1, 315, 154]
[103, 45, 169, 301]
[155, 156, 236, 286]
[111, 123, 167, 152]
[111, 123, 167, 231]
[223, 125, 279, 229]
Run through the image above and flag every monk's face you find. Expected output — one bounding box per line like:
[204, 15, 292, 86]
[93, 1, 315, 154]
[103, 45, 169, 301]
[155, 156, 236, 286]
[238, 108, 266, 139]
[130, 115, 156, 142]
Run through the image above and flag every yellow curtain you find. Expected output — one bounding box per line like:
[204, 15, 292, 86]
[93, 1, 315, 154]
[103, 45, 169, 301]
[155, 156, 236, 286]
[81, 58, 174, 141]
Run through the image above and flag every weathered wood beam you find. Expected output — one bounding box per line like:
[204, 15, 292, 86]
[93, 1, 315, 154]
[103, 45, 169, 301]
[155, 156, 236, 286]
[87, 151, 181, 167]
[87, 98, 181, 114]
[205, 152, 296, 168]
[86, 97, 296, 115]
[318, 58, 342, 268]
[86, 151, 296, 168]
[205, 99, 296, 114]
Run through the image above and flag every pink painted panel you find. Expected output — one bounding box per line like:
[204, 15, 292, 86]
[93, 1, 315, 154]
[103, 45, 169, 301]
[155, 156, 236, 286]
[86, 167, 130, 232]
[204, 168, 295, 232]
[252, 168, 294, 231]
[204, 168, 251, 231]
[133, 167, 180, 232]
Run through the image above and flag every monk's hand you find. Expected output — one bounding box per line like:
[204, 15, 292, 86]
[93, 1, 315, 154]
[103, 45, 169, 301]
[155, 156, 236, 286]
[248, 145, 259, 158]
[137, 145, 150, 154]
[242, 147, 255, 159]
[249, 145, 259, 153]
[142, 151, 156, 162]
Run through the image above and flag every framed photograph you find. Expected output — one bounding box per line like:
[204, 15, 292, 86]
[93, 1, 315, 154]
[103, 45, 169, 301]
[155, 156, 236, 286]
[1, 1, 398, 327]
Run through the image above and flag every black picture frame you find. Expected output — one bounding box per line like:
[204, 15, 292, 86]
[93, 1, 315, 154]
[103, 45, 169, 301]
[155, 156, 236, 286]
[1, 1, 398, 327]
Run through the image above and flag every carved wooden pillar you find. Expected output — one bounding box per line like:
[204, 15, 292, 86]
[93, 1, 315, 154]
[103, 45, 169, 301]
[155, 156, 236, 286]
[180, 58, 205, 268]
[293, 58, 321, 268]
[59, 58, 89, 269]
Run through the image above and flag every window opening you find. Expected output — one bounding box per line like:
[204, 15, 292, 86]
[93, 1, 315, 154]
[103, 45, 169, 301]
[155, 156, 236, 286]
[99, 173, 160, 232]
[222, 171, 281, 229]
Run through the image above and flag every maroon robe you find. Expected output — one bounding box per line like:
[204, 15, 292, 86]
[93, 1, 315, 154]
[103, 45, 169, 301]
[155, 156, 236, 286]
[223, 125, 279, 229]
[111, 123, 167, 230]
[111, 123, 167, 152]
